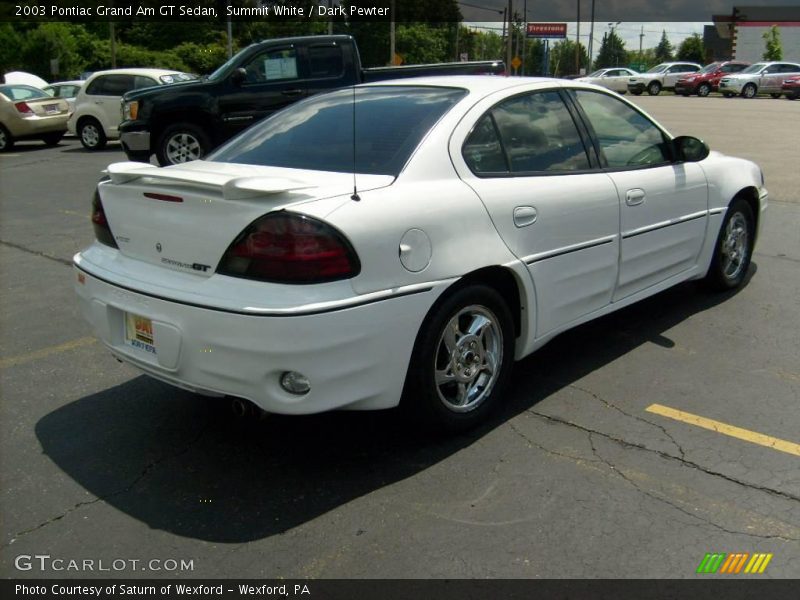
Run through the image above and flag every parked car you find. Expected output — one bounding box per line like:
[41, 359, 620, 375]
[67, 68, 197, 150]
[718, 61, 800, 98]
[575, 67, 638, 93]
[628, 62, 702, 95]
[0, 84, 69, 151]
[43, 80, 85, 112]
[674, 61, 750, 97]
[782, 75, 800, 99]
[119, 34, 504, 166]
[75, 76, 766, 432]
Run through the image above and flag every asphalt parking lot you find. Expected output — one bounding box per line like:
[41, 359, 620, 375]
[1, 94, 799, 579]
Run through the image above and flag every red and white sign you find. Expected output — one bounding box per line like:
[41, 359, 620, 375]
[526, 23, 567, 39]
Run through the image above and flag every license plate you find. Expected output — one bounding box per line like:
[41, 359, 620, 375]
[124, 312, 157, 355]
[44, 104, 60, 114]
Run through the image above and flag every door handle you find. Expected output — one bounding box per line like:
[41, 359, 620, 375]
[281, 89, 303, 96]
[513, 206, 538, 228]
[625, 189, 646, 206]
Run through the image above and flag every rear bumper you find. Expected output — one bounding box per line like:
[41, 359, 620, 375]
[73, 256, 445, 414]
[627, 83, 646, 93]
[7, 113, 68, 137]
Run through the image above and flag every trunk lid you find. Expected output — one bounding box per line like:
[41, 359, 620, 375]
[23, 96, 69, 117]
[99, 161, 393, 277]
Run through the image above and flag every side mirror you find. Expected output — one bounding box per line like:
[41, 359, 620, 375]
[673, 136, 709, 162]
[231, 67, 247, 86]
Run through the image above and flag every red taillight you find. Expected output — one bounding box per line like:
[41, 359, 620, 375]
[91, 190, 118, 248]
[218, 213, 360, 284]
[15, 102, 34, 114]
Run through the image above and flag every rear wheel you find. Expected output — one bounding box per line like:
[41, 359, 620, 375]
[0, 125, 13, 152]
[647, 81, 662, 96]
[705, 198, 755, 291]
[742, 83, 757, 99]
[156, 123, 211, 166]
[401, 284, 514, 433]
[41, 132, 64, 146]
[697, 83, 711, 97]
[78, 118, 107, 150]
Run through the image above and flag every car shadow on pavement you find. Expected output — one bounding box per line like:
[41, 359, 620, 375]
[35, 267, 756, 543]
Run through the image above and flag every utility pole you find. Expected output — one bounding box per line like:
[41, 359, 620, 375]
[226, 1, 232, 59]
[522, 0, 527, 75]
[389, 0, 395, 65]
[328, 0, 333, 35]
[587, 0, 595, 71]
[575, 0, 581, 74]
[639, 25, 645, 64]
[109, 22, 116, 68]
[506, 0, 513, 74]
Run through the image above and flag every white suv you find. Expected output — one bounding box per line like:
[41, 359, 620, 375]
[719, 61, 800, 98]
[627, 62, 702, 96]
[68, 68, 195, 150]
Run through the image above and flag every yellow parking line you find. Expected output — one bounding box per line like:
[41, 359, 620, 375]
[646, 404, 800, 457]
[0, 336, 97, 369]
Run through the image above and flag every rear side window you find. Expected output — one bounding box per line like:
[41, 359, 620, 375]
[464, 91, 590, 175]
[86, 75, 136, 96]
[134, 76, 157, 89]
[210, 86, 467, 176]
[0, 85, 48, 100]
[573, 90, 671, 169]
[242, 48, 299, 83]
[308, 45, 344, 78]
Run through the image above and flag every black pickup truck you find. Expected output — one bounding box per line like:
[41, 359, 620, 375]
[120, 34, 503, 166]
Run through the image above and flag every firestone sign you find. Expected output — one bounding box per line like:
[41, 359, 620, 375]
[526, 23, 567, 39]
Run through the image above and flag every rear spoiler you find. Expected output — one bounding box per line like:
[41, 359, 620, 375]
[104, 162, 314, 200]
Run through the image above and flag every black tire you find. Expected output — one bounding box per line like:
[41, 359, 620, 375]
[704, 198, 755, 291]
[697, 83, 711, 97]
[0, 125, 13, 152]
[78, 118, 107, 150]
[647, 81, 661, 96]
[741, 83, 757, 99]
[769, 93, 781, 99]
[41, 132, 65, 146]
[156, 123, 211, 166]
[788, 93, 799, 101]
[401, 284, 514, 433]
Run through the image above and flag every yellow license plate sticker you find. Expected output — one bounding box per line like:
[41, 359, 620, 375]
[124, 312, 156, 355]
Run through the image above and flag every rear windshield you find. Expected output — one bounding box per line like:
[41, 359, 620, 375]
[646, 64, 668, 73]
[210, 86, 467, 176]
[0, 85, 48, 100]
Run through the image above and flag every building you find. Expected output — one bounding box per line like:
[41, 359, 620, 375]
[710, 5, 800, 62]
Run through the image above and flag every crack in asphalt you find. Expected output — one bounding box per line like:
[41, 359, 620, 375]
[565, 383, 687, 460]
[586, 432, 799, 542]
[525, 409, 800, 505]
[507, 420, 599, 466]
[3, 420, 212, 546]
[0, 239, 72, 267]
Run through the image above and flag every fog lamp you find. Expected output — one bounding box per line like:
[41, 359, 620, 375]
[280, 371, 311, 395]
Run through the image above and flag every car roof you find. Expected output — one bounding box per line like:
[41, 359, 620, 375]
[362, 75, 569, 95]
[45, 80, 84, 87]
[85, 68, 187, 79]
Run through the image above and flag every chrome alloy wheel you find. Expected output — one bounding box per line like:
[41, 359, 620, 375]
[434, 305, 503, 413]
[166, 132, 202, 163]
[81, 123, 100, 147]
[721, 212, 749, 280]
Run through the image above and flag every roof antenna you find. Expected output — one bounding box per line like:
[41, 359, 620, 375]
[350, 84, 360, 201]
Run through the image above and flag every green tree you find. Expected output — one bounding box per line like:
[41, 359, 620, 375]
[654, 30, 674, 63]
[396, 23, 449, 64]
[0, 23, 23, 74]
[762, 25, 783, 60]
[19, 23, 97, 80]
[677, 34, 705, 63]
[594, 31, 627, 68]
[548, 39, 589, 77]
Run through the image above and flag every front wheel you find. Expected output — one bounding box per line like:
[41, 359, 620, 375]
[401, 284, 514, 432]
[704, 198, 755, 291]
[742, 83, 757, 99]
[697, 83, 711, 97]
[156, 123, 211, 166]
[647, 81, 662, 96]
[0, 125, 13, 152]
[78, 119, 107, 150]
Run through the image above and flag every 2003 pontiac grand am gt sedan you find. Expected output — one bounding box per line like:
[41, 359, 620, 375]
[74, 76, 767, 431]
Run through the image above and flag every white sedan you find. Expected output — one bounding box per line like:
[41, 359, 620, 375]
[74, 76, 767, 431]
[575, 67, 638, 93]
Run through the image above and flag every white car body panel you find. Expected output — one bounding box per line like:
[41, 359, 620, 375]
[74, 77, 767, 415]
[576, 68, 637, 93]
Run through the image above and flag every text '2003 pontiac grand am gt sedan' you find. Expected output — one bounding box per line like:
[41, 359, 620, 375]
[74, 76, 767, 432]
